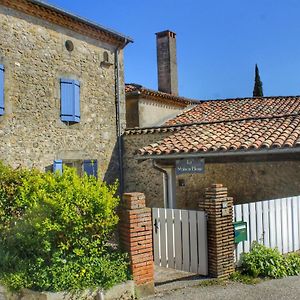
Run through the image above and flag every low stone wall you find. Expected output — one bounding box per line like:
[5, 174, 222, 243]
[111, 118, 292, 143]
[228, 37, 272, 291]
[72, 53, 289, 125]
[0, 281, 135, 300]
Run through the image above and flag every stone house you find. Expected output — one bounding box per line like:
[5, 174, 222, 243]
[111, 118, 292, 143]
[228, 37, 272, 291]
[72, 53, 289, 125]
[0, 0, 132, 183]
[123, 30, 300, 209]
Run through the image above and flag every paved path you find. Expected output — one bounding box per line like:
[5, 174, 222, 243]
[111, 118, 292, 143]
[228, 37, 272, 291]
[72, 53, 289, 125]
[144, 275, 300, 300]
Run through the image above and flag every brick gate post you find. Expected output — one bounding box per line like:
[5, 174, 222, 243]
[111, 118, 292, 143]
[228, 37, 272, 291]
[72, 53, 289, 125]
[199, 184, 235, 278]
[119, 192, 154, 297]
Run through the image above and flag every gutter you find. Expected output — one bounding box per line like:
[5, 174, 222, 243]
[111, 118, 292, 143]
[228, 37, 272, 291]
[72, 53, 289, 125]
[115, 39, 132, 193]
[28, 0, 133, 45]
[136, 147, 300, 161]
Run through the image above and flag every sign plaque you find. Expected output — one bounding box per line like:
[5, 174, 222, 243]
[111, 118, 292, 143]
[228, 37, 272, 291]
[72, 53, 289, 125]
[175, 158, 205, 175]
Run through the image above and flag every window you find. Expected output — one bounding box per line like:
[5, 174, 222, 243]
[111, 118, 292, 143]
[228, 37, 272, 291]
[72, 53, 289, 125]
[53, 159, 98, 178]
[0, 64, 4, 116]
[60, 79, 80, 123]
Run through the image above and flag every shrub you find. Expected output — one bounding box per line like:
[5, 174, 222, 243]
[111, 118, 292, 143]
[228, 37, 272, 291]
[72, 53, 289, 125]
[241, 242, 300, 279]
[285, 253, 300, 276]
[0, 163, 129, 292]
[0, 161, 31, 230]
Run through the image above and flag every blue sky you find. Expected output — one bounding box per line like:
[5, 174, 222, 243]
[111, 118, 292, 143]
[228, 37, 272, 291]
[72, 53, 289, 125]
[45, 0, 300, 100]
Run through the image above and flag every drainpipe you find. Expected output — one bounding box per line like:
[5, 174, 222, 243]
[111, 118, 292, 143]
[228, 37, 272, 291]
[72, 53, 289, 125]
[152, 160, 169, 208]
[115, 41, 128, 194]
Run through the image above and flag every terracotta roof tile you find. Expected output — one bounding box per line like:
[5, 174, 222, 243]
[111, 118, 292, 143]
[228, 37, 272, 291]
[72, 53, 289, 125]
[165, 96, 300, 125]
[137, 115, 300, 156]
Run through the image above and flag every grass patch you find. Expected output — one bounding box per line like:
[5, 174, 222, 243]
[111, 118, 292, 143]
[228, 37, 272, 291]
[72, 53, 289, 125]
[230, 271, 263, 285]
[198, 278, 228, 287]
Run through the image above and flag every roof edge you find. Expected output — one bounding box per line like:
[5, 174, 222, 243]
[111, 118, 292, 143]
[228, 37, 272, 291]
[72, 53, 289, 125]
[126, 83, 200, 105]
[136, 146, 300, 160]
[3, 0, 133, 47]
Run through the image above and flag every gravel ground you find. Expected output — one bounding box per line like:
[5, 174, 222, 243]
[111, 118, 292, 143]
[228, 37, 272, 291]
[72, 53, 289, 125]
[144, 275, 300, 300]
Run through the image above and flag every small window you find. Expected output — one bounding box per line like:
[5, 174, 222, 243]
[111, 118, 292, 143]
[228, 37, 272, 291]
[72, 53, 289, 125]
[53, 159, 98, 178]
[103, 51, 109, 63]
[60, 79, 80, 123]
[0, 64, 4, 116]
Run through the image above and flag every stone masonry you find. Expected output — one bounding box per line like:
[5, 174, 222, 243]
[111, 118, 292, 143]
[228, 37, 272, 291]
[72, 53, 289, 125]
[123, 132, 300, 207]
[119, 192, 154, 297]
[0, 3, 126, 182]
[156, 30, 178, 95]
[199, 184, 235, 278]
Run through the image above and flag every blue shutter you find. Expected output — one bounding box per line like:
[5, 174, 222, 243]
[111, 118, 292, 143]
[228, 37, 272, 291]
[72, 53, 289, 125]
[53, 160, 63, 174]
[60, 79, 80, 122]
[83, 160, 98, 178]
[0, 65, 4, 116]
[74, 81, 80, 122]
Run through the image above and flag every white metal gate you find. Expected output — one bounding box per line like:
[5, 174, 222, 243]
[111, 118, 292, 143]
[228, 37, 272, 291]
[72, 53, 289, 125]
[152, 208, 208, 275]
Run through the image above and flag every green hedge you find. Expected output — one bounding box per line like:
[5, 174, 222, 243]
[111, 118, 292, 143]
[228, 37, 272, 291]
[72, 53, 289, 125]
[0, 162, 129, 291]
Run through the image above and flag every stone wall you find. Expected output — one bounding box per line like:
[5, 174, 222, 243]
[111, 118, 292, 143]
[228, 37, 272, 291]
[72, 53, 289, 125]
[124, 132, 300, 207]
[123, 132, 170, 207]
[176, 160, 300, 207]
[126, 97, 185, 128]
[0, 4, 125, 182]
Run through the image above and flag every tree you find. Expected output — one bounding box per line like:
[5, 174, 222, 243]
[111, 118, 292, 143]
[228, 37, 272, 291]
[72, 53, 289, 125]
[253, 64, 264, 97]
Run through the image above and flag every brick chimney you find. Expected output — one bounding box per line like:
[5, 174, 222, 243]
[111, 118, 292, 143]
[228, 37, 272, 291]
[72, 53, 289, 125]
[156, 30, 178, 95]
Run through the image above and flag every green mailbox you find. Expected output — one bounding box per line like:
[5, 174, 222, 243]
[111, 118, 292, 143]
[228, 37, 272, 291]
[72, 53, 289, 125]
[233, 221, 247, 244]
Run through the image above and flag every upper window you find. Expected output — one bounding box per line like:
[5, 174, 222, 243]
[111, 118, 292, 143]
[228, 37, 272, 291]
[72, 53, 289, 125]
[0, 65, 4, 116]
[60, 79, 80, 123]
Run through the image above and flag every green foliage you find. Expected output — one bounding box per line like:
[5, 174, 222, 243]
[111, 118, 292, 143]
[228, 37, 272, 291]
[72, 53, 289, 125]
[241, 242, 300, 279]
[198, 278, 227, 287]
[230, 271, 262, 284]
[285, 253, 300, 276]
[0, 163, 129, 292]
[0, 161, 31, 230]
[253, 64, 264, 97]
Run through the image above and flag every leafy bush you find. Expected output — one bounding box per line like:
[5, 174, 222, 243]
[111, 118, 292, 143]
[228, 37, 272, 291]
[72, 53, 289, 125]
[0, 161, 31, 230]
[0, 163, 129, 292]
[241, 242, 300, 279]
[285, 253, 300, 276]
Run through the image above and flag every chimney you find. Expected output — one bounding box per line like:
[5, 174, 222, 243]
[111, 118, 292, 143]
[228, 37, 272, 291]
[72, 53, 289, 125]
[156, 30, 178, 95]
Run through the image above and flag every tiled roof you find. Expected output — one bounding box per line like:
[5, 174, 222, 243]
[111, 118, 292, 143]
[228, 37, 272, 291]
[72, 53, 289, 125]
[126, 95, 300, 157]
[125, 84, 199, 107]
[165, 96, 300, 125]
[138, 115, 300, 156]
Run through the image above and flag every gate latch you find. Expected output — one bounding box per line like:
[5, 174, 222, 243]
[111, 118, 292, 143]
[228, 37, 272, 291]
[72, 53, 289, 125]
[154, 219, 159, 234]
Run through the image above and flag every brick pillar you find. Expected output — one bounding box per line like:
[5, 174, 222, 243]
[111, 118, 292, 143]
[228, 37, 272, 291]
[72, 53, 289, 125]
[199, 184, 235, 278]
[119, 192, 154, 297]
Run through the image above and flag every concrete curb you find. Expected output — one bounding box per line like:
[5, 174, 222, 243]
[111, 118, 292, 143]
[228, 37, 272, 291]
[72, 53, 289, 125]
[0, 281, 135, 300]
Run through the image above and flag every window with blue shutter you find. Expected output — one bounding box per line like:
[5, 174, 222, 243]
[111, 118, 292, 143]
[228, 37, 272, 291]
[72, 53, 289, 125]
[0, 65, 4, 116]
[60, 79, 80, 123]
[53, 160, 63, 174]
[83, 160, 98, 178]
